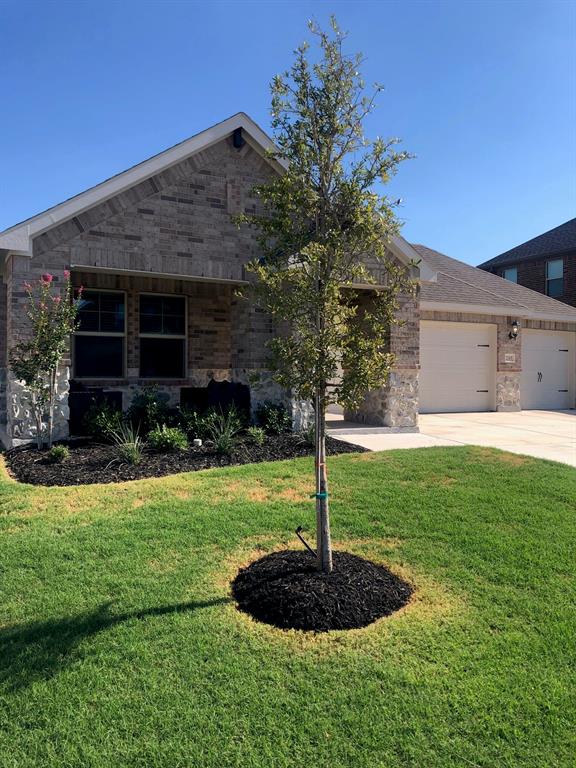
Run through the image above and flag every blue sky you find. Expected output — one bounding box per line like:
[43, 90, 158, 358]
[1, 0, 574, 265]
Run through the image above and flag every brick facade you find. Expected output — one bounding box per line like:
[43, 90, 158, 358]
[487, 251, 576, 308]
[1, 137, 284, 445]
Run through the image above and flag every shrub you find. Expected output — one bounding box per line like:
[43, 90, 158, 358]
[109, 423, 145, 465]
[208, 407, 242, 455]
[9, 271, 82, 449]
[45, 444, 70, 464]
[255, 402, 292, 435]
[148, 424, 188, 452]
[127, 387, 172, 435]
[176, 407, 218, 441]
[246, 425, 266, 446]
[84, 402, 125, 441]
[297, 424, 315, 448]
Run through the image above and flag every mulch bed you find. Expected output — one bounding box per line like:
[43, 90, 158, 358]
[4, 435, 366, 487]
[232, 550, 413, 632]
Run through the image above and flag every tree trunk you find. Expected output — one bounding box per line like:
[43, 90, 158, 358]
[315, 391, 333, 573]
[32, 393, 43, 451]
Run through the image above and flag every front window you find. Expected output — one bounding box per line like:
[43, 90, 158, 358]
[502, 266, 517, 283]
[139, 294, 186, 378]
[546, 259, 563, 297]
[74, 290, 125, 378]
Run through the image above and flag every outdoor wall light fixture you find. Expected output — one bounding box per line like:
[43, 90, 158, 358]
[509, 320, 519, 340]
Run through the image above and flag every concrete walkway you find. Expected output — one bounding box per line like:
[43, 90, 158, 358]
[327, 410, 576, 467]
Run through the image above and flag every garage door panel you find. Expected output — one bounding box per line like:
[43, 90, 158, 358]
[420, 321, 496, 413]
[521, 330, 575, 410]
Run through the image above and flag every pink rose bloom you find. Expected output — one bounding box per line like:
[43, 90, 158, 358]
[41, 273, 53, 283]
[53, 296, 62, 305]
[63, 269, 70, 279]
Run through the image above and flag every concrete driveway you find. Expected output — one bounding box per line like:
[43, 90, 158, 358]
[327, 410, 576, 467]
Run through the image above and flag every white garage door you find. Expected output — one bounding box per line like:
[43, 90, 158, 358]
[521, 329, 575, 410]
[420, 321, 497, 413]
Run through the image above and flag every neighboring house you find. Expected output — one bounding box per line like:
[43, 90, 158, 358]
[478, 218, 576, 307]
[0, 113, 428, 448]
[0, 114, 575, 448]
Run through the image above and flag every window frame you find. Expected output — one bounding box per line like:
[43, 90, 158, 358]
[501, 266, 518, 283]
[546, 258, 564, 297]
[73, 288, 127, 380]
[138, 292, 188, 379]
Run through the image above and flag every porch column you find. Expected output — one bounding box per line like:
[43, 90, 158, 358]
[344, 291, 420, 430]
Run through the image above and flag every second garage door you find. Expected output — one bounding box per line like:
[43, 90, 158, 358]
[420, 321, 497, 413]
[521, 329, 575, 410]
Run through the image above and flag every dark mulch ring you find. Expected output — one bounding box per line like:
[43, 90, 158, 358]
[232, 549, 414, 632]
[4, 435, 366, 487]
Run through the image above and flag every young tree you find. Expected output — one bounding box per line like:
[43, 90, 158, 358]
[9, 271, 82, 449]
[243, 18, 417, 573]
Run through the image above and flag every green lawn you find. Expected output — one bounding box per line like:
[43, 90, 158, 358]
[1, 446, 575, 768]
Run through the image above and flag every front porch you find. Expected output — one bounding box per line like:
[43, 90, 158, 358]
[2, 270, 419, 448]
[3, 269, 294, 447]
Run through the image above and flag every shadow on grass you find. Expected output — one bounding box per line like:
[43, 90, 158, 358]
[0, 597, 231, 691]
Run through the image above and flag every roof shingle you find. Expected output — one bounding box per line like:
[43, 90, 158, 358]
[414, 243, 576, 320]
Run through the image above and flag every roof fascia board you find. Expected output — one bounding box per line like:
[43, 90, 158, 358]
[0, 113, 280, 255]
[421, 299, 576, 323]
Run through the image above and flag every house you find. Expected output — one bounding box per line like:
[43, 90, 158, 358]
[0, 113, 430, 447]
[0, 114, 575, 448]
[478, 218, 576, 307]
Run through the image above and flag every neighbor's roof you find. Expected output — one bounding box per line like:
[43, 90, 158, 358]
[414, 243, 576, 322]
[478, 218, 576, 270]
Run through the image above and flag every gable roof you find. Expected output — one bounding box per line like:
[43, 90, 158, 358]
[0, 113, 281, 255]
[478, 218, 576, 270]
[0, 112, 433, 281]
[415, 243, 576, 322]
